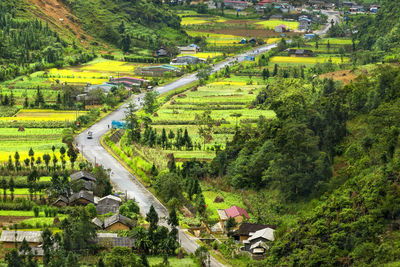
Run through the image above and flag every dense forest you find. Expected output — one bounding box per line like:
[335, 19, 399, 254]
[207, 65, 400, 264]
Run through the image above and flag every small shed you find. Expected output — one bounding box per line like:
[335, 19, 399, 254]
[95, 233, 135, 250]
[52, 196, 69, 207]
[275, 24, 287, 33]
[0, 231, 43, 249]
[104, 214, 134, 231]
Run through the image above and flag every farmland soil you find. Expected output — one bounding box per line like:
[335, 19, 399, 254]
[196, 29, 297, 38]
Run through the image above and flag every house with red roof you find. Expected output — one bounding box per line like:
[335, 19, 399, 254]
[217, 205, 250, 232]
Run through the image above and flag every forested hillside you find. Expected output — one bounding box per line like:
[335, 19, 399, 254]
[0, 0, 94, 81]
[61, 0, 188, 51]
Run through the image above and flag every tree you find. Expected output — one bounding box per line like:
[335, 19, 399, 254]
[85, 203, 97, 218]
[273, 64, 278, 76]
[225, 217, 237, 232]
[9, 177, 15, 200]
[230, 113, 242, 129]
[196, 66, 212, 84]
[124, 101, 141, 143]
[43, 154, 51, 170]
[103, 247, 138, 267]
[14, 151, 20, 171]
[195, 110, 215, 150]
[195, 246, 210, 267]
[168, 208, 179, 227]
[34, 87, 45, 107]
[41, 228, 54, 266]
[121, 34, 131, 53]
[146, 205, 159, 232]
[0, 178, 7, 201]
[140, 253, 149, 267]
[144, 90, 159, 114]
[150, 163, 159, 177]
[119, 199, 140, 219]
[5, 249, 23, 267]
[67, 147, 77, 169]
[262, 68, 270, 81]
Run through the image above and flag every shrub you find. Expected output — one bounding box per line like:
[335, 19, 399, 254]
[33, 206, 40, 217]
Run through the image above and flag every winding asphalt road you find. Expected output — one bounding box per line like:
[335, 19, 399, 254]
[75, 43, 277, 267]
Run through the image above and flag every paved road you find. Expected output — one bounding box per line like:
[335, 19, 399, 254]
[315, 10, 341, 36]
[75, 43, 277, 267]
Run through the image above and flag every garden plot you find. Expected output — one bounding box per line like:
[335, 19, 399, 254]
[0, 128, 64, 162]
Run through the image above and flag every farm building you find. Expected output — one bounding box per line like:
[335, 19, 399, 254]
[71, 171, 97, 183]
[275, 24, 288, 33]
[18, 246, 44, 260]
[155, 48, 168, 57]
[52, 195, 69, 207]
[0, 231, 42, 249]
[95, 233, 135, 250]
[96, 195, 122, 215]
[135, 65, 182, 77]
[69, 190, 94, 206]
[71, 171, 97, 192]
[242, 227, 276, 259]
[104, 214, 135, 231]
[171, 55, 206, 65]
[109, 77, 149, 88]
[286, 49, 314, 57]
[223, 0, 249, 9]
[177, 44, 200, 54]
[231, 223, 276, 242]
[299, 16, 312, 31]
[84, 83, 115, 95]
[218, 205, 250, 231]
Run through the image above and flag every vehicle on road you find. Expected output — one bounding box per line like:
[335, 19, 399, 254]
[87, 131, 93, 139]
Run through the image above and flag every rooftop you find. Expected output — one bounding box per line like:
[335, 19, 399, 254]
[70, 171, 97, 182]
[248, 227, 275, 242]
[104, 214, 134, 229]
[224, 205, 250, 219]
[0, 231, 42, 243]
[69, 190, 94, 203]
[233, 223, 276, 237]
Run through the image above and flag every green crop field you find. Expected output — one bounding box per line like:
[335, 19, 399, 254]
[135, 77, 275, 162]
[0, 128, 64, 162]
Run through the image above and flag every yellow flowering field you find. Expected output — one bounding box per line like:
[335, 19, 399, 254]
[266, 38, 281, 44]
[81, 61, 134, 72]
[0, 109, 87, 121]
[270, 56, 350, 64]
[181, 17, 227, 25]
[255, 20, 299, 30]
[179, 52, 224, 59]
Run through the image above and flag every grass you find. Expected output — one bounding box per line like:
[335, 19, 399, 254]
[270, 56, 350, 64]
[181, 16, 227, 25]
[147, 256, 199, 266]
[202, 184, 247, 221]
[255, 20, 299, 30]
[4, 188, 44, 195]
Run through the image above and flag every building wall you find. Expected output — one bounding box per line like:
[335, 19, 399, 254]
[2, 242, 40, 249]
[240, 235, 249, 242]
[234, 215, 244, 224]
[106, 222, 130, 231]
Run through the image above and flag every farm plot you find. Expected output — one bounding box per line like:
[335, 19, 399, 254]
[0, 128, 64, 162]
[140, 81, 275, 161]
[177, 52, 225, 59]
[270, 56, 350, 65]
[255, 20, 299, 30]
[181, 16, 227, 25]
[0, 109, 86, 122]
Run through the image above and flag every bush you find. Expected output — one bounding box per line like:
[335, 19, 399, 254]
[33, 206, 40, 217]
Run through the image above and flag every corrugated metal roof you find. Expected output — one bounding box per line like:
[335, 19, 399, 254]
[70, 171, 97, 182]
[248, 227, 275, 242]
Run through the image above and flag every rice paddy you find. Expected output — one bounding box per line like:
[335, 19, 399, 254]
[270, 56, 350, 64]
[255, 20, 299, 30]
